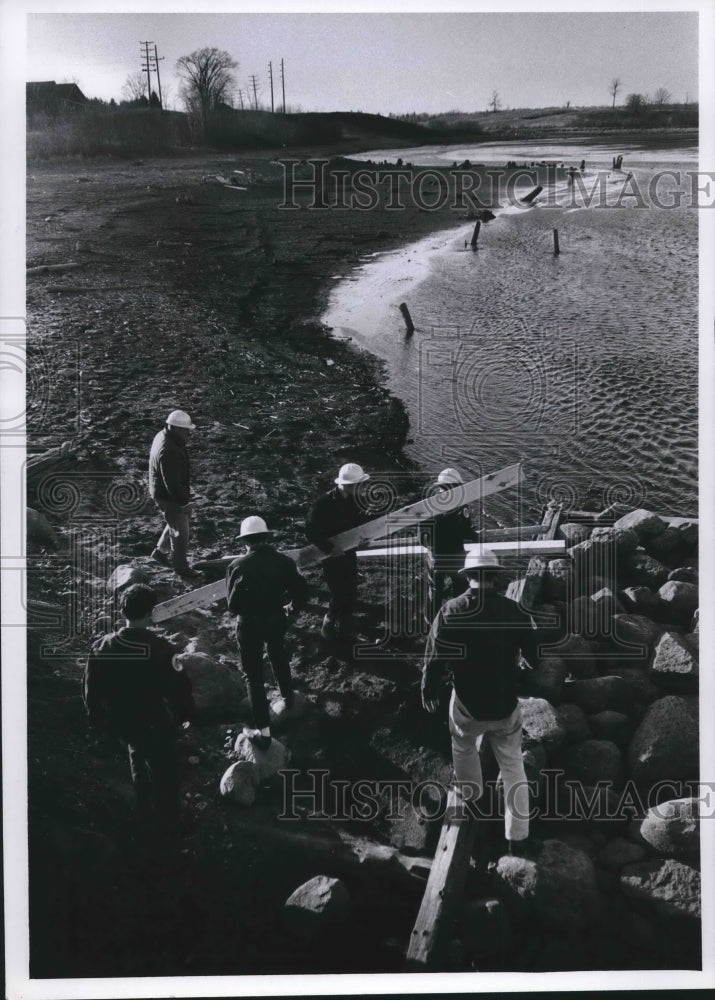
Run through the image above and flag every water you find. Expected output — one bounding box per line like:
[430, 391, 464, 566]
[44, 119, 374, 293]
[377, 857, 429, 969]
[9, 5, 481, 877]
[323, 143, 698, 522]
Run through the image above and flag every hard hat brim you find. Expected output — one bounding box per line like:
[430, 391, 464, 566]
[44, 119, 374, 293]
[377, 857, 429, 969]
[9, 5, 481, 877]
[334, 473, 370, 485]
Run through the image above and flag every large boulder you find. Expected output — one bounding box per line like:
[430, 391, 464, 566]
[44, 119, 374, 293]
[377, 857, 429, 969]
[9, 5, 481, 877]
[657, 581, 698, 625]
[597, 836, 646, 871]
[627, 696, 699, 790]
[555, 704, 591, 743]
[106, 563, 150, 595]
[623, 551, 670, 589]
[639, 798, 700, 864]
[219, 760, 259, 807]
[611, 614, 663, 655]
[561, 675, 631, 714]
[522, 658, 568, 703]
[283, 875, 352, 938]
[607, 667, 661, 715]
[27, 507, 59, 549]
[613, 509, 668, 541]
[650, 632, 698, 692]
[589, 710, 632, 749]
[519, 697, 566, 752]
[494, 839, 602, 929]
[233, 728, 288, 782]
[619, 859, 700, 920]
[544, 634, 601, 679]
[561, 739, 623, 787]
[645, 527, 684, 564]
[558, 522, 590, 547]
[590, 526, 640, 557]
[619, 586, 661, 619]
[667, 565, 698, 585]
[173, 651, 247, 721]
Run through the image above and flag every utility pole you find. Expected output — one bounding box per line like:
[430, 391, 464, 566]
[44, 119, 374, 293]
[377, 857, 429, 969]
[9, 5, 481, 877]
[152, 44, 164, 108]
[280, 57, 286, 113]
[268, 61, 274, 113]
[237, 89, 245, 110]
[140, 41, 153, 102]
[249, 74, 259, 110]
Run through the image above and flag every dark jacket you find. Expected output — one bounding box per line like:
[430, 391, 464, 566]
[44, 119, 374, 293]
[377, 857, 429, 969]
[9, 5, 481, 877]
[149, 428, 191, 506]
[226, 543, 309, 619]
[419, 505, 473, 558]
[423, 588, 539, 720]
[306, 487, 371, 555]
[83, 627, 194, 739]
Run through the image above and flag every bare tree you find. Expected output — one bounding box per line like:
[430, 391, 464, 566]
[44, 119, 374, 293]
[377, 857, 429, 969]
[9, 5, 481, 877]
[122, 71, 148, 104]
[609, 77, 622, 108]
[176, 47, 238, 120]
[653, 87, 672, 108]
[488, 89, 502, 113]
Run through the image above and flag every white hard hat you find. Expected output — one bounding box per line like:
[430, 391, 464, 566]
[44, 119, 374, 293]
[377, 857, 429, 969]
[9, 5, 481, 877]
[461, 551, 501, 573]
[240, 515, 270, 537]
[335, 462, 370, 485]
[166, 409, 196, 430]
[437, 467, 464, 485]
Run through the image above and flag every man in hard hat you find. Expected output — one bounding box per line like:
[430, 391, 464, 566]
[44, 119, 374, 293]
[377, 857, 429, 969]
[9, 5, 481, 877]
[149, 409, 201, 581]
[83, 584, 195, 826]
[226, 515, 309, 750]
[419, 467, 475, 628]
[306, 462, 371, 642]
[421, 551, 540, 856]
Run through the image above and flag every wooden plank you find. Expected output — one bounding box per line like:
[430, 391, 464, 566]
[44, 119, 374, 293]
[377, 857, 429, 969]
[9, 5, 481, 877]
[358, 540, 566, 558]
[287, 462, 524, 570]
[404, 788, 477, 971]
[153, 579, 226, 624]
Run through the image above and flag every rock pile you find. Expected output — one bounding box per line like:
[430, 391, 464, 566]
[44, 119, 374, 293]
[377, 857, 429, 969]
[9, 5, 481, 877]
[460, 507, 701, 969]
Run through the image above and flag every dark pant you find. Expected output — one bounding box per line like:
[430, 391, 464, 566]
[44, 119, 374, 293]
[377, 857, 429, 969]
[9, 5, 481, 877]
[322, 552, 359, 637]
[155, 500, 191, 572]
[237, 614, 294, 730]
[124, 727, 180, 823]
[425, 553, 465, 626]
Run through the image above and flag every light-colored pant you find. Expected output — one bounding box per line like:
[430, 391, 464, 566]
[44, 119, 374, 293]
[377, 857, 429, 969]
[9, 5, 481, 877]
[449, 691, 530, 842]
[155, 501, 191, 572]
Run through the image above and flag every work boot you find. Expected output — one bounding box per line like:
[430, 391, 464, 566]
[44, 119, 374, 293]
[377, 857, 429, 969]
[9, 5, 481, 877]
[176, 566, 202, 582]
[151, 548, 171, 568]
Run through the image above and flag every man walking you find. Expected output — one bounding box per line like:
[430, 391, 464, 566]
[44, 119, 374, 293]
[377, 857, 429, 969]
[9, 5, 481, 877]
[421, 551, 539, 855]
[226, 515, 309, 751]
[83, 584, 195, 826]
[149, 409, 201, 581]
[419, 468, 474, 627]
[306, 462, 371, 642]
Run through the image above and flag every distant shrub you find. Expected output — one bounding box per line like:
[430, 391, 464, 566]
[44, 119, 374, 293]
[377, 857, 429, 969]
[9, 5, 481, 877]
[27, 107, 191, 159]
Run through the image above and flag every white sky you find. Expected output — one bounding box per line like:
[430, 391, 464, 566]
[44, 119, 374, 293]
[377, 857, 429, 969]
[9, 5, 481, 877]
[20, 3, 700, 114]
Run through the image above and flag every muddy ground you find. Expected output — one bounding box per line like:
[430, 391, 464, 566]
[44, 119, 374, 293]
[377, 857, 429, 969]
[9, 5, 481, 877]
[24, 149, 496, 979]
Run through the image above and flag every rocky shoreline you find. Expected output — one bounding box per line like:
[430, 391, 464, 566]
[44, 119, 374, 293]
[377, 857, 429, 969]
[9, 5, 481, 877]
[24, 151, 700, 977]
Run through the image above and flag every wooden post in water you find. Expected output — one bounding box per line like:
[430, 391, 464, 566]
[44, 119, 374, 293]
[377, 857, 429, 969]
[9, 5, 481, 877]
[399, 302, 415, 335]
[470, 220, 481, 249]
[553, 228, 560, 256]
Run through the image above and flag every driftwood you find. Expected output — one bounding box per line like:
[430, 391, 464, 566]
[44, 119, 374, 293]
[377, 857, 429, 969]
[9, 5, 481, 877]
[26, 262, 85, 276]
[26, 441, 77, 478]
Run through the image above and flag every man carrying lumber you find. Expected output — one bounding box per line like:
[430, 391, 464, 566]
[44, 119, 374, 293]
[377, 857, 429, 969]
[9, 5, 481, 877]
[421, 551, 540, 856]
[305, 462, 372, 642]
[83, 584, 195, 827]
[419, 468, 475, 628]
[149, 409, 201, 581]
[226, 516, 309, 751]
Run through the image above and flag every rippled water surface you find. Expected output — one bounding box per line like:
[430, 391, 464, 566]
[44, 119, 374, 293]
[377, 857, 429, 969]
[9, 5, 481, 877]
[324, 148, 698, 521]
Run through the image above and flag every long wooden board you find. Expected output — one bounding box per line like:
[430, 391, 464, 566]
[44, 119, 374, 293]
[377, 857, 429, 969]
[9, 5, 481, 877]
[152, 462, 523, 623]
[358, 539, 566, 559]
[287, 461, 524, 570]
[405, 787, 477, 971]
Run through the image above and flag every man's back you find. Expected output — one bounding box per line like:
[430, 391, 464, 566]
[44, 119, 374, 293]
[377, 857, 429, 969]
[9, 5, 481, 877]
[226, 544, 308, 618]
[426, 589, 537, 720]
[149, 428, 190, 505]
[84, 627, 191, 737]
